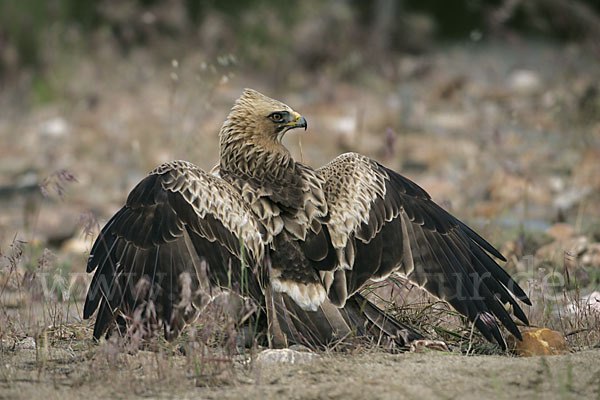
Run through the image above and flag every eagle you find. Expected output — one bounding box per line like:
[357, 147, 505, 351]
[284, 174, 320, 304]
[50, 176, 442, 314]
[83, 89, 531, 349]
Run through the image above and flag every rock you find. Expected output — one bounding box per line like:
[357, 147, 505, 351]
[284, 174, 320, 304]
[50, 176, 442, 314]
[546, 223, 576, 241]
[255, 348, 321, 364]
[573, 149, 600, 189]
[428, 111, 473, 132]
[553, 187, 592, 211]
[536, 236, 588, 264]
[16, 337, 37, 350]
[34, 205, 80, 247]
[508, 328, 569, 357]
[581, 243, 600, 268]
[487, 171, 549, 207]
[61, 236, 91, 254]
[566, 291, 600, 315]
[409, 340, 449, 353]
[508, 70, 542, 95]
[39, 117, 69, 139]
[330, 115, 357, 148]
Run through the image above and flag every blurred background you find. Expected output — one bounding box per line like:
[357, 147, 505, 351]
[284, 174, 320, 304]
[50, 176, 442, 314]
[1, 0, 599, 345]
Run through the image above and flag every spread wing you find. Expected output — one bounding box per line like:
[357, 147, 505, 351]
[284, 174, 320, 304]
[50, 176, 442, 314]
[316, 153, 531, 347]
[83, 160, 267, 340]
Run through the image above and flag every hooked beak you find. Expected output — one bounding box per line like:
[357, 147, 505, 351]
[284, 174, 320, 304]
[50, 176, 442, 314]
[284, 111, 307, 131]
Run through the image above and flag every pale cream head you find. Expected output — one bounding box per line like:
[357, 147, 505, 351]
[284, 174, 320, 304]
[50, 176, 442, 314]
[220, 89, 307, 147]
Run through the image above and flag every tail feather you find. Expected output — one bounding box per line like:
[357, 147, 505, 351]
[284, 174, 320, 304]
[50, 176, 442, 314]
[266, 288, 423, 349]
[344, 293, 423, 344]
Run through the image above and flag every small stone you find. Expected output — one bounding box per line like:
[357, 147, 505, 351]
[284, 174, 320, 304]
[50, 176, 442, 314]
[536, 236, 589, 264]
[428, 111, 473, 132]
[553, 187, 592, 210]
[580, 243, 600, 268]
[34, 205, 79, 246]
[546, 223, 575, 241]
[566, 291, 600, 315]
[39, 117, 69, 139]
[255, 348, 321, 364]
[508, 328, 569, 357]
[409, 339, 449, 353]
[487, 171, 549, 207]
[61, 236, 91, 254]
[330, 116, 357, 148]
[16, 337, 37, 350]
[508, 70, 542, 95]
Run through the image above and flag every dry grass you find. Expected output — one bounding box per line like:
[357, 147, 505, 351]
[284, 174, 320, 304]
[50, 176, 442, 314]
[1, 222, 598, 395]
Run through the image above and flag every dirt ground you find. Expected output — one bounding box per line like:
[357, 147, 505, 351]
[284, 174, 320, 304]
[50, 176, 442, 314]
[1, 344, 599, 400]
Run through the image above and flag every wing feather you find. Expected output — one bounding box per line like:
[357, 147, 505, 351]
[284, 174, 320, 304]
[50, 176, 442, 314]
[318, 153, 531, 348]
[84, 161, 267, 340]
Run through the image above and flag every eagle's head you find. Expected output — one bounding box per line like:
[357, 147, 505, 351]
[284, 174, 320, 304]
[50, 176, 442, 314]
[220, 89, 307, 151]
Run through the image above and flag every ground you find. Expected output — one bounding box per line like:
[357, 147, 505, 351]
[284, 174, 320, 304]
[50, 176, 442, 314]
[1, 38, 599, 399]
[2, 340, 599, 399]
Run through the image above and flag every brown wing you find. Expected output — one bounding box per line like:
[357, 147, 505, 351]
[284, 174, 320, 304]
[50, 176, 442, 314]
[316, 153, 531, 348]
[83, 160, 267, 340]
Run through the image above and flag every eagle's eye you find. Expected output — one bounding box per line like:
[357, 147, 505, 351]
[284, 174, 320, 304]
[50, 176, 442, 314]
[269, 112, 283, 122]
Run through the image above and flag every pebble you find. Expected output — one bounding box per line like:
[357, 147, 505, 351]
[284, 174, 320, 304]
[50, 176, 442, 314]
[508, 70, 542, 95]
[255, 348, 321, 364]
[508, 328, 569, 357]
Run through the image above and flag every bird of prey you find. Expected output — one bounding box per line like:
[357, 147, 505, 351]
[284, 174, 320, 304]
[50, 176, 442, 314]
[83, 89, 531, 349]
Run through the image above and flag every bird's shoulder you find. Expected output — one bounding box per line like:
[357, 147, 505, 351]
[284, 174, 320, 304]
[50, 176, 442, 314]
[128, 159, 268, 259]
